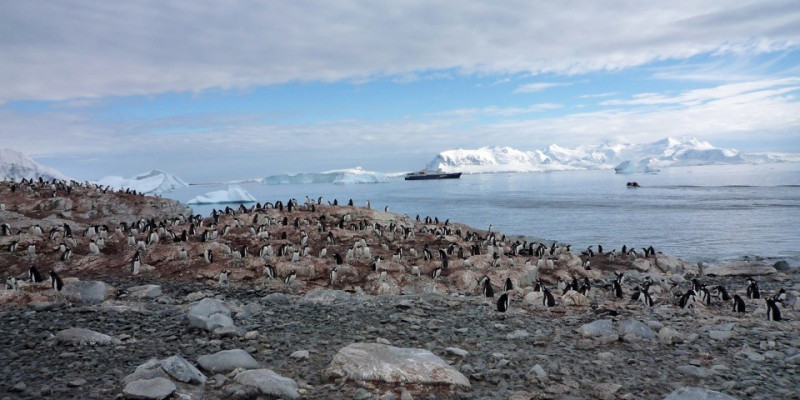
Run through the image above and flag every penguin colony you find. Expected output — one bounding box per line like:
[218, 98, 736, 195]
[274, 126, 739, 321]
[0, 177, 794, 322]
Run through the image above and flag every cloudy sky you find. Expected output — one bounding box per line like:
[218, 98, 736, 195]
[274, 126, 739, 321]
[1, 0, 799, 182]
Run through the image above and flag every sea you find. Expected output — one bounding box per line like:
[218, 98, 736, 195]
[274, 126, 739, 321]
[163, 163, 800, 269]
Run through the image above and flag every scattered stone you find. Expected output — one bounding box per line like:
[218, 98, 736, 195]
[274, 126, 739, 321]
[678, 365, 717, 378]
[187, 298, 234, 332]
[772, 261, 791, 272]
[703, 262, 776, 276]
[446, 347, 469, 357]
[56, 327, 113, 346]
[234, 369, 300, 399]
[127, 284, 162, 299]
[664, 386, 740, 400]
[161, 355, 207, 384]
[709, 330, 732, 341]
[322, 343, 471, 388]
[658, 327, 683, 344]
[62, 280, 116, 304]
[530, 364, 547, 380]
[122, 377, 176, 400]
[289, 350, 309, 360]
[197, 349, 260, 374]
[506, 329, 530, 340]
[618, 319, 655, 340]
[579, 319, 615, 338]
[591, 382, 622, 400]
[67, 378, 86, 387]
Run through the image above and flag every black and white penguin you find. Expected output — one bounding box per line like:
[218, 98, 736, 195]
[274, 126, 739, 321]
[772, 288, 787, 303]
[431, 266, 442, 280]
[218, 270, 229, 286]
[29, 266, 44, 283]
[746, 278, 760, 299]
[481, 276, 494, 299]
[50, 271, 64, 292]
[264, 263, 276, 280]
[612, 279, 623, 298]
[284, 270, 297, 285]
[698, 285, 712, 306]
[542, 287, 556, 307]
[578, 277, 591, 296]
[333, 253, 343, 265]
[765, 299, 782, 321]
[732, 294, 746, 313]
[329, 266, 338, 286]
[497, 293, 509, 312]
[713, 285, 732, 302]
[131, 251, 141, 274]
[179, 248, 188, 261]
[640, 286, 654, 307]
[679, 290, 696, 309]
[533, 279, 544, 292]
[204, 249, 213, 264]
[503, 277, 513, 292]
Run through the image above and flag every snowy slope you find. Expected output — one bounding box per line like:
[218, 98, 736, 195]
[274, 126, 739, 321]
[95, 170, 189, 194]
[188, 185, 257, 204]
[0, 148, 71, 181]
[263, 167, 388, 185]
[426, 137, 792, 174]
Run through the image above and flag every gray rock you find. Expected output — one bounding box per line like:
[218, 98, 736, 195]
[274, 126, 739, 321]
[197, 349, 260, 373]
[678, 365, 717, 378]
[658, 327, 683, 344]
[124, 359, 169, 384]
[530, 364, 548, 379]
[189, 298, 231, 318]
[322, 343, 471, 388]
[301, 289, 352, 304]
[127, 284, 162, 299]
[62, 280, 115, 304]
[122, 378, 176, 400]
[618, 319, 655, 340]
[506, 329, 530, 340]
[161, 355, 206, 384]
[234, 369, 299, 399]
[703, 261, 776, 276]
[188, 298, 234, 332]
[578, 319, 615, 338]
[235, 302, 264, 319]
[772, 260, 791, 272]
[289, 350, 309, 360]
[56, 327, 113, 346]
[446, 347, 469, 357]
[663, 386, 740, 400]
[709, 330, 732, 341]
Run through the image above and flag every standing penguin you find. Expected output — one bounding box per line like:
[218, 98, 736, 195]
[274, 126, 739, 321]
[679, 290, 696, 309]
[329, 266, 338, 286]
[481, 276, 494, 300]
[746, 278, 760, 299]
[29, 266, 44, 283]
[284, 270, 297, 285]
[431, 266, 442, 280]
[765, 299, 782, 321]
[732, 294, 746, 313]
[497, 293, 509, 312]
[49, 271, 64, 292]
[264, 263, 276, 280]
[542, 287, 556, 307]
[503, 277, 513, 292]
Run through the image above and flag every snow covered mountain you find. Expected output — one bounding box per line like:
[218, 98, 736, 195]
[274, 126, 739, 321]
[95, 170, 189, 194]
[263, 167, 388, 185]
[426, 137, 792, 174]
[0, 148, 71, 182]
[188, 185, 257, 204]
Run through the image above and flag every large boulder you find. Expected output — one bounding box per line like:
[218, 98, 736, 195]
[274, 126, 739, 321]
[197, 349, 260, 374]
[703, 262, 776, 277]
[663, 387, 739, 400]
[56, 327, 113, 346]
[187, 298, 234, 333]
[234, 369, 300, 399]
[578, 320, 615, 338]
[655, 255, 695, 274]
[618, 320, 656, 340]
[62, 280, 116, 304]
[127, 284, 162, 299]
[322, 343, 470, 388]
[122, 377, 176, 400]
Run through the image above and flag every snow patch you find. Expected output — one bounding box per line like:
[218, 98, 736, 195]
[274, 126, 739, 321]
[0, 148, 71, 181]
[94, 170, 188, 194]
[263, 167, 388, 185]
[188, 185, 257, 204]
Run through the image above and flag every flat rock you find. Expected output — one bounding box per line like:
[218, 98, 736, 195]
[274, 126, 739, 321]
[709, 330, 732, 341]
[678, 365, 717, 378]
[446, 347, 469, 357]
[161, 355, 206, 384]
[578, 319, 615, 338]
[197, 349, 260, 373]
[234, 369, 300, 399]
[62, 280, 115, 304]
[301, 289, 353, 304]
[127, 285, 162, 299]
[122, 377, 176, 400]
[56, 327, 113, 346]
[618, 319, 655, 340]
[322, 343, 471, 388]
[188, 298, 234, 332]
[506, 329, 530, 340]
[289, 350, 309, 360]
[664, 386, 740, 400]
[703, 262, 776, 276]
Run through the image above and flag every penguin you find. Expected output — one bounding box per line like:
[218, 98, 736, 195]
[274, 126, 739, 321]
[496, 293, 509, 312]
[379, 268, 387, 282]
[732, 294, 746, 313]
[60, 247, 72, 263]
[503, 277, 513, 292]
[698, 285, 712, 306]
[334, 253, 343, 265]
[29, 266, 44, 283]
[713, 285, 732, 302]
[284, 270, 297, 285]
[329, 266, 338, 286]
[640, 286, 654, 307]
[765, 299, 782, 321]
[131, 251, 142, 274]
[264, 263, 276, 280]
[772, 288, 787, 303]
[204, 249, 213, 264]
[542, 287, 556, 307]
[89, 239, 100, 254]
[50, 270, 64, 292]
[481, 276, 494, 299]
[679, 290, 696, 309]
[578, 277, 591, 296]
[746, 278, 760, 299]
[178, 248, 188, 261]
[5, 277, 19, 291]
[533, 279, 544, 292]
[431, 266, 442, 280]
[218, 270, 229, 286]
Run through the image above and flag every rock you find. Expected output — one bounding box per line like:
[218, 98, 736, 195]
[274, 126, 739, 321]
[322, 343, 470, 388]
[289, 350, 309, 360]
[506, 329, 530, 340]
[703, 261, 776, 276]
[632, 258, 653, 272]
[530, 364, 547, 380]
[709, 330, 732, 341]
[235, 302, 264, 320]
[578, 320, 615, 338]
[161, 355, 207, 384]
[446, 347, 469, 357]
[736, 346, 765, 362]
[663, 386, 740, 400]
[591, 382, 622, 400]
[56, 327, 113, 346]
[618, 319, 655, 340]
[124, 359, 170, 384]
[301, 289, 352, 304]
[122, 378, 176, 400]
[197, 349, 260, 373]
[785, 352, 800, 364]
[67, 378, 86, 387]
[658, 327, 683, 344]
[188, 298, 234, 332]
[523, 291, 543, 305]
[561, 291, 589, 306]
[772, 260, 791, 272]
[62, 280, 115, 304]
[234, 369, 300, 399]
[127, 285, 162, 299]
[678, 365, 717, 378]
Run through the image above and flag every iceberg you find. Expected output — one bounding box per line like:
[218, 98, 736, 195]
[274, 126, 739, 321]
[425, 137, 795, 175]
[0, 148, 71, 181]
[187, 185, 257, 205]
[263, 167, 388, 185]
[94, 170, 188, 194]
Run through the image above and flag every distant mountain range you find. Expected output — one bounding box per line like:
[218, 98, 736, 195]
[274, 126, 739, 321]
[94, 170, 189, 194]
[426, 137, 798, 174]
[0, 148, 71, 181]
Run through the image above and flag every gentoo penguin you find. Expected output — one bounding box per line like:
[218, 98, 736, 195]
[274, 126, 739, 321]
[772, 288, 787, 303]
[284, 270, 297, 285]
[5, 277, 19, 291]
[60, 247, 72, 263]
[329, 266, 338, 286]
[131, 251, 141, 275]
[29, 266, 44, 283]
[204, 249, 213, 264]
[698, 285, 712, 306]
[679, 290, 696, 309]
[89, 239, 100, 254]
[334, 253, 343, 265]
[178, 248, 188, 261]
[612, 279, 623, 298]
[713, 285, 732, 302]
[218, 270, 229, 286]
[732, 294, 746, 313]
[578, 278, 591, 296]
[746, 278, 760, 299]
[640, 286, 654, 307]
[542, 287, 556, 307]
[503, 277, 513, 292]
[765, 299, 782, 321]
[50, 271, 64, 292]
[533, 279, 544, 292]
[497, 293, 509, 312]
[264, 263, 276, 280]
[431, 266, 442, 280]
[379, 268, 387, 282]
[481, 276, 494, 299]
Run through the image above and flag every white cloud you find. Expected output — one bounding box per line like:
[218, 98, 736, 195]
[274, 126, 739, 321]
[513, 82, 571, 93]
[601, 77, 800, 106]
[1, 1, 799, 102]
[435, 104, 562, 118]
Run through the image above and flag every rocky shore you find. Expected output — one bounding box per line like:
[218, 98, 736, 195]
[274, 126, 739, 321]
[1, 179, 798, 400]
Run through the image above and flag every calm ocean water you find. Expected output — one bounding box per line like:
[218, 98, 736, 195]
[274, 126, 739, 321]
[164, 163, 800, 268]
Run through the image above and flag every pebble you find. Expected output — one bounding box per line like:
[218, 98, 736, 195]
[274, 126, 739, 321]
[289, 350, 310, 360]
[446, 347, 469, 357]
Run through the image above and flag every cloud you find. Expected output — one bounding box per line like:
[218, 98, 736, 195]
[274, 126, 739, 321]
[1, 1, 799, 102]
[513, 82, 571, 93]
[435, 104, 562, 118]
[601, 77, 800, 106]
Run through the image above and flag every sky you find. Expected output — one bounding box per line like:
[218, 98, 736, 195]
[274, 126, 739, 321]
[1, 0, 799, 182]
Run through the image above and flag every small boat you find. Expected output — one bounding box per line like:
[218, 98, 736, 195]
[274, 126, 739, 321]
[404, 170, 462, 181]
